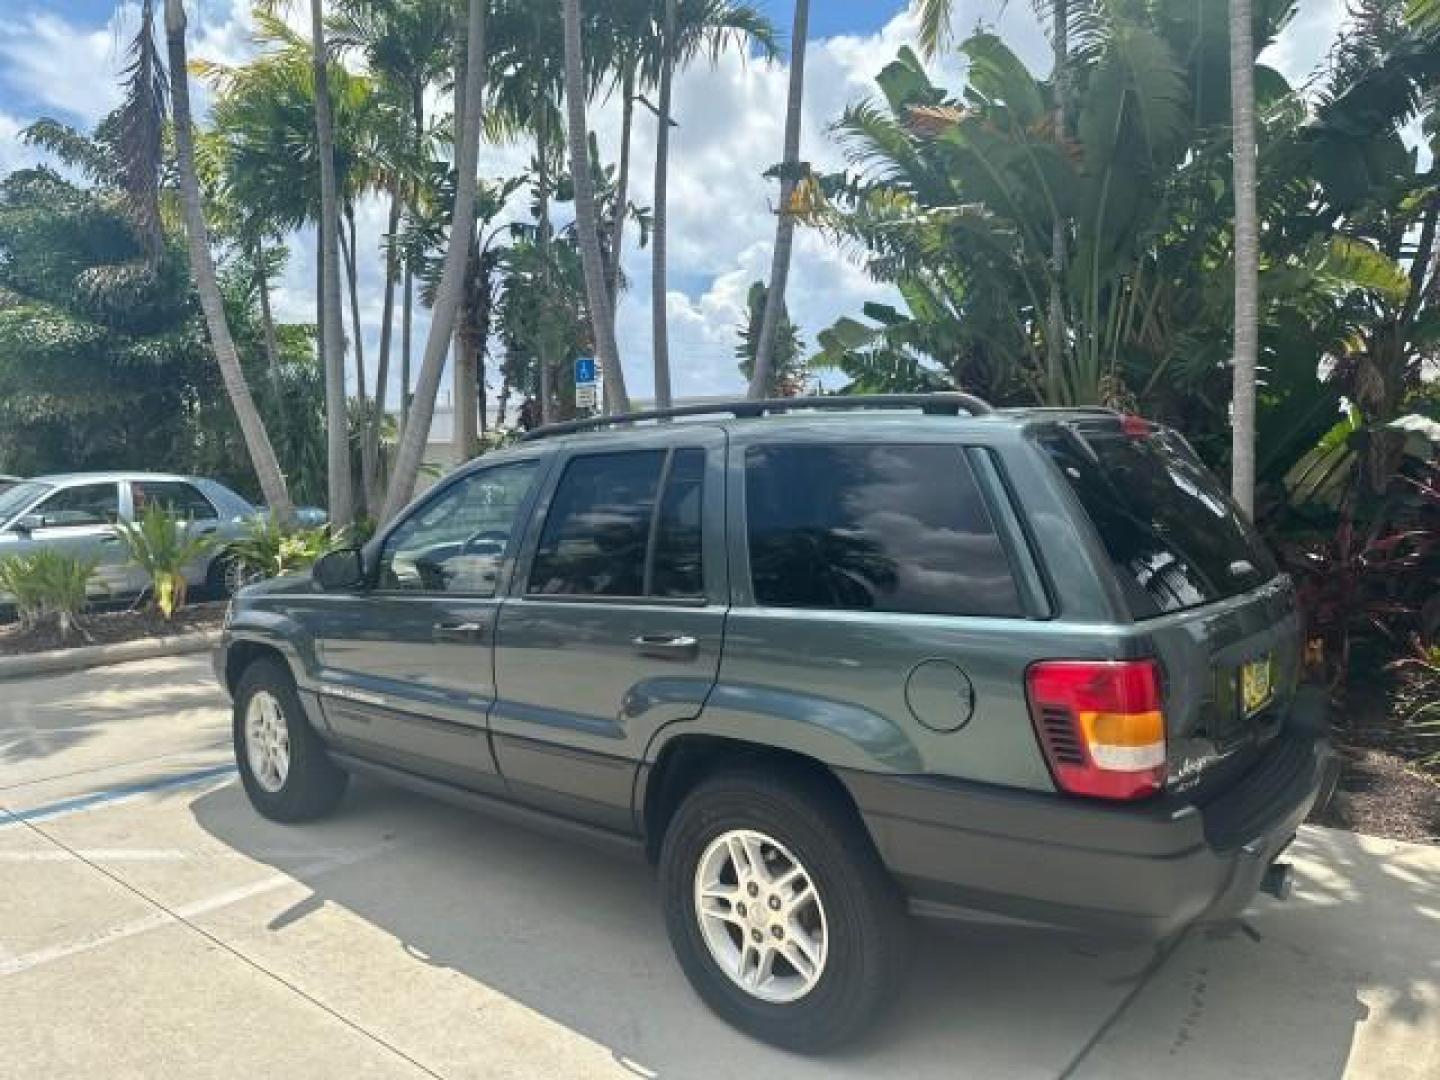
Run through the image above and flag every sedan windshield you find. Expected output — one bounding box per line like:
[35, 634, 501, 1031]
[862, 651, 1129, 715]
[0, 481, 51, 525]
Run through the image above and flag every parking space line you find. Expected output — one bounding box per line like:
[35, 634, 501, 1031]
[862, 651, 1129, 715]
[0, 840, 395, 977]
[0, 764, 237, 827]
[0, 847, 348, 862]
[0, 748, 231, 795]
[2, 807, 440, 1078]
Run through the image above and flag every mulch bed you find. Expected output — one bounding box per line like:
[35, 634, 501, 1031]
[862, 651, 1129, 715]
[0, 602, 225, 657]
[1309, 744, 1439, 845]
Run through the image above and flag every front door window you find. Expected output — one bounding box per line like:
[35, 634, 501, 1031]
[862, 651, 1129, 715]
[378, 462, 539, 595]
[32, 484, 121, 528]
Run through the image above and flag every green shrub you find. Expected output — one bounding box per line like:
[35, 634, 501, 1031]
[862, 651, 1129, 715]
[229, 519, 333, 583]
[115, 503, 217, 619]
[1391, 640, 1440, 771]
[0, 551, 101, 642]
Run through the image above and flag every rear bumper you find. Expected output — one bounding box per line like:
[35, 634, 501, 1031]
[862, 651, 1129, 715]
[842, 687, 1336, 941]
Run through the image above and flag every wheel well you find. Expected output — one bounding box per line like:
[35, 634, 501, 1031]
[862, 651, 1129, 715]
[224, 640, 287, 695]
[206, 548, 240, 584]
[641, 736, 869, 864]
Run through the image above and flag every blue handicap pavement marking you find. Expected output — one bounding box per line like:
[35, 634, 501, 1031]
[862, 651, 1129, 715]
[2, 763, 238, 827]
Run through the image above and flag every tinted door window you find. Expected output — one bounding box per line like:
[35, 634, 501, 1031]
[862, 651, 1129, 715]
[651, 449, 705, 598]
[131, 481, 218, 520]
[528, 448, 705, 599]
[379, 461, 538, 595]
[745, 444, 1021, 617]
[1038, 425, 1278, 617]
[33, 484, 121, 528]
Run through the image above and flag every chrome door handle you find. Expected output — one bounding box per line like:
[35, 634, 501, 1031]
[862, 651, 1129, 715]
[632, 634, 699, 660]
[433, 621, 485, 644]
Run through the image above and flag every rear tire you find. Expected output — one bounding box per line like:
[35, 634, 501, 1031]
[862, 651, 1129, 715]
[659, 767, 908, 1050]
[234, 657, 347, 822]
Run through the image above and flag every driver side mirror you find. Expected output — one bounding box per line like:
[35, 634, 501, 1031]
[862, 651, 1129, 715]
[313, 547, 367, 592]
[14, 513, 45, 535]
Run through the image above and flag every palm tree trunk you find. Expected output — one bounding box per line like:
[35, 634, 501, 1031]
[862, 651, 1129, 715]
[315, 225, 326, 379]
[452, 10, 478, 463]
[400, 266, 413, 442]
[399, 86, 425, 449]
[1046, 0, 1067, 403]
[651, 0, 676, 410]
[381, 0, 488, 521]
[497, 360, 512, 431]
[310, 0, 354, 529]
[369, 183, 401, 511]
[163, 0, 294, 525]
[254, 240, 281, 373]
[1229, 0, 1259, 515]
[561, 0, 631, 415]
[455, 323, 478, 461]
[537, 115, 556, 426]
[748, 0, 809, 400]
[340, 207, 377, 514]
[607, 64, 636, 321]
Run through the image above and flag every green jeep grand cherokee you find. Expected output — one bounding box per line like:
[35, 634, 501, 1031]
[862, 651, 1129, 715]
[216, 394, 1336, 1050]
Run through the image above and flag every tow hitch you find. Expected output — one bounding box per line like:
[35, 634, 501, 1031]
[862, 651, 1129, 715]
[1260, 861, 1294, 901]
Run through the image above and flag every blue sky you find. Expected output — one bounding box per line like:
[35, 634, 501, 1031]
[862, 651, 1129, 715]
[0, 0, 1350, 410]
[0, 1, 898, 120]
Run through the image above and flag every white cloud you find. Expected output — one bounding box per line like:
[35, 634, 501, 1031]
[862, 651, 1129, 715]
[604, 2, 1043, 401]
[1263, 0, 1347, 90]
[0, 0, 1362, 418]
[0, 112, 43, 176]
[0, 13, 123, 128]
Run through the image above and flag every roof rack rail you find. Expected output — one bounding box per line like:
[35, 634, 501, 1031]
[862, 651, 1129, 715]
[519, 392, 993, 442]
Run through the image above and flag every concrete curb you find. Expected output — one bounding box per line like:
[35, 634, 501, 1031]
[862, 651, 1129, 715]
[0, 630, 221, 682]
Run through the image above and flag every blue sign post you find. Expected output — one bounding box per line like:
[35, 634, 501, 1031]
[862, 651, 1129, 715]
[574, 357, 598, 410]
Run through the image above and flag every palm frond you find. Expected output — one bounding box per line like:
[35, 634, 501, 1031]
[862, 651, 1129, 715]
[116, 0, 169, 263]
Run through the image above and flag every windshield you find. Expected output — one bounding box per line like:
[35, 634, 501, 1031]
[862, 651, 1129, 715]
[1038, 423, 1279, 618]
[0, 481, 52, 526]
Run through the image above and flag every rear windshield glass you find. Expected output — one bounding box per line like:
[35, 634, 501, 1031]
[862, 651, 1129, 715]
[1038, 425, 1278, 618]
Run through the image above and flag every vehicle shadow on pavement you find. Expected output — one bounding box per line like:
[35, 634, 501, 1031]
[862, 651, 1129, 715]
[188, 780, 1408, 1079]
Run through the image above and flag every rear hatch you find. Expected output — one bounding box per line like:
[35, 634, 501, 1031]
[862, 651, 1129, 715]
[1036, 419, 1301, 796]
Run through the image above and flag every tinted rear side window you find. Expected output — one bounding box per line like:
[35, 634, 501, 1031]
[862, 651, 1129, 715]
[744, 444, 1022, 617]
[1038, 425, 1278, 618]
[131, 481, 217, 520]
[528, 448, 706, 599]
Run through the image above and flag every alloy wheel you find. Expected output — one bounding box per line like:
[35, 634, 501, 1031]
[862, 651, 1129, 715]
[244, 690, 291, 794]
[693, 828, 829, 1004]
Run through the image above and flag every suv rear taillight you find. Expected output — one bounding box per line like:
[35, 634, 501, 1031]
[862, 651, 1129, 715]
[1026, 660, 1166, 800]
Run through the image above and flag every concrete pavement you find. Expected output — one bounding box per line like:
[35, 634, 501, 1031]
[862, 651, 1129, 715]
[1, 655, 1436, 1079]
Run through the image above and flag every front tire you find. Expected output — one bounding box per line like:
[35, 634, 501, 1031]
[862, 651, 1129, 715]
[234, 658, 347, 822]
[659, 768, 908, 1050]
[208, 552, 254, 599]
